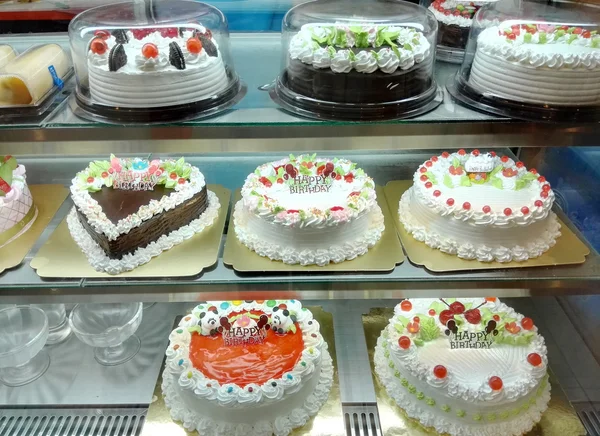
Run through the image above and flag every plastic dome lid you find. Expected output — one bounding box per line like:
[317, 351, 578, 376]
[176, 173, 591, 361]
[68, 0, 245, 123]
[269, 0, 443, 121]
[447, 0, 600, 122]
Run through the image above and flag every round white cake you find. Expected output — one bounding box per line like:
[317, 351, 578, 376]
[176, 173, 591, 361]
[0, 157, 37, 249]
[234, 155, 384, 266]
[375, 297, 550, 436]
[86, 28, 229, 108]
[469, 24, 600, 106]
[162, 300, 333, 436]
[399, 149, 561, 262]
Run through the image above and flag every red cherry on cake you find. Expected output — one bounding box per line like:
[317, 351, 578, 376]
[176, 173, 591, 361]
[489, 376, 503, 391]
[90, 38, 108, 55]
[537, 176, 546, 183]
[521, 206, 530, 215]
[413, 316, 420, 323]
[542, 184, 551, 192]
[428, 309, 436, 316]
[93, 30, 111, 40]
[431, 156, 438, 162]
[582, 30, 592, 38]
[442, 152, 449, 158]
[535, 200, 543, 207]
[419, 167, 427, 173]
[540, 191, 548, 199]
[433, 365, 447, 379]
[464, 308, 481, 324]
[400, 300, 412, 312]
[490, 151, 497, 157]
[439, 310, 454, 325]
[420, 175, 428, 182]
[142, 43, 159, 59]
[178, 177, 186, 184]
[501, 155, 509, 163]
[86, 176, 94, 183]
[101, 171, 108, 178]
[285, 164, 295, 175]
[398, 336, 411, 350]
[472, 149, 480, 156]
[485, 297, 497, 302]
[186, 37, 203, 54]
[516, 161, 524, 168]
[462, 202, 471, 210]
[521, 317, 534, 330]
[458, 149, 466, 155]
[573, 27, 583, 35]
[504, 208, 512, 216]
[450, 301, 465, 314]
[493, 314, 500, 322]
[433, 190, 441, 197]
[530, 168, 538, 174]
[325, 162, 334, 172]
[169, 172, 177, 180]
[446, 198, 455, 206]
[425, 182, 432, 188]
[277, 178, 283, 184]
[483, 205, 491, 213]
[425, 161, 433, 167]
[527, 353, 542, 367]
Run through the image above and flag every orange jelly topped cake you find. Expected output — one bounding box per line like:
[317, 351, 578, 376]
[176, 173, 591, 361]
[162, 300, 333, 436]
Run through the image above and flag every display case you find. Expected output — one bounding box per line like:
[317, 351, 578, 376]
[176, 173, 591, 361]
[0, 1, 600, 435]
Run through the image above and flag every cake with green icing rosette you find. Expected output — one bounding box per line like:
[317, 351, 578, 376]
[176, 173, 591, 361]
[375, 297, 550, 436]
[285, 23, 433, 104]
[469, 23, 600, 106]
[67, 155, 220, 274]
[234, 154, 384, 266]
[399, 149, 561, 262]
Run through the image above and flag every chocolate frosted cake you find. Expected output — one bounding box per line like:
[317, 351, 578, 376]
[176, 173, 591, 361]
[67, 156, 220, 274]
[284, 23, 433, 104]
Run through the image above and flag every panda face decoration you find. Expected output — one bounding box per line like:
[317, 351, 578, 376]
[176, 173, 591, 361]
[270, 306, 298, 334]
[198, 309, 221, 336]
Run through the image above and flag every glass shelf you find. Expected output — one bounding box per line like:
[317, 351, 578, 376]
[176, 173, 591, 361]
[0, 33, 598, 146]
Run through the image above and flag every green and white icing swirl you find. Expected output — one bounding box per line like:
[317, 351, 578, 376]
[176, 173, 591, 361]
[289, 23, 431, 74]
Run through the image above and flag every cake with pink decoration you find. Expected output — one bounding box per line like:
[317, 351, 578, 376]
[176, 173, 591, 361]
[85, 27, 229, 108]
[375, 297, 550, 436]
[399, 149, 561, 262]
[234, 154, 384, 266]
[162, 300, 333, 436]
[0, 156, 37, 249]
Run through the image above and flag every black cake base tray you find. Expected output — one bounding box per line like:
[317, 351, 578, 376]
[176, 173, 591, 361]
[447, 71, 600, 123]
[269, 74, 443, 122]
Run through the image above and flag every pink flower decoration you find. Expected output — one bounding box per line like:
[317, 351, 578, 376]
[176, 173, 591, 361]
[237, 315, 251, 327]
[110, 157, 122, 173]
[538, 24, 556, 33]
[148, 159, 160, 175]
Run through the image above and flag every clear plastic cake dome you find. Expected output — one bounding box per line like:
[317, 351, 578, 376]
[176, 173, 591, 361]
[269, 0, 443, 121]
[68, 0, 246, 123]
[447, 0, 600, 122]
[419, 0, 499, 63]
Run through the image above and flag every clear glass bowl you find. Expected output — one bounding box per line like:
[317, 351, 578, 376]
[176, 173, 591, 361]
[32, 304, 72, 345]
[419, 0, 499, 63]
[447, 0, 600, 122]
[68, 0, 246, 123]
[269, 0, 443, 121]
[69, 303, 143, 366]
[0, 306, 50, 387]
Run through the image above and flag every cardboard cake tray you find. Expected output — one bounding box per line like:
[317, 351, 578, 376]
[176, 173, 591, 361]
[29, 185, 230, 279]
[141, 306, 344, 436]
[383, 180, 590, 273]
[362, 307, 586, 436]
[223, 186, 404, 273]
[0, 184, 68, 275]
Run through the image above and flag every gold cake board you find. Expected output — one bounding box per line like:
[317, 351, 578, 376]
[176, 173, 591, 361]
[142, 306, 344, 436]
[30, 185, 230, 278]
[0, 184, 68, 274]
[383, 180, 589, 273]
[362, 307, 586, 436]
[223, 186, 404, 272]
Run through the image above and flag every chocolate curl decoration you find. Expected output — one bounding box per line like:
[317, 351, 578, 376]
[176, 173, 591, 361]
[257, 314, 270, 330]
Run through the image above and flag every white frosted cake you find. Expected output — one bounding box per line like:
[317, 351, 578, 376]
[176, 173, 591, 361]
[469, 24, 600, 105]
[162, 300, 333, 436]
[0, 156, 37, 249]
[375, 298, 550, 436]
[234, 154, 384, 266]
[399, 149, 561, 262]
[86, 27, 229, 108]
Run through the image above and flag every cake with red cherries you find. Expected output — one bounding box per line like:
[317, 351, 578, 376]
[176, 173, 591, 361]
[234, 154, 384, 266]
[399, 149, 561, 262]
[375, 297, 550, 436]
[162, 300, 333, 436]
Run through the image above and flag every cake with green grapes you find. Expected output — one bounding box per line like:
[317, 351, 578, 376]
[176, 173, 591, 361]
[375, 297, 550, 436]
[162, 300, 333, 436]
[67, 155, 220, 274]
[234, 154, 384, 266]
[469, 23, 600, 106]
[399, 149, 561, 262]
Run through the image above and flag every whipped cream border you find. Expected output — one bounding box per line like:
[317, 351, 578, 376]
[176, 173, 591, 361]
[71, 159, 206, 241]
[385, 298, 549, 404]
[234, 201, 385, 266]
[240, 155, 377, 230]
[289, 23, 431, 74]
[412, 151, 555, 227]
[399, 189, 561, 262]
[66, 190, 220, 275]
[478, 26, 600, 70]
[164, 300, 326, 406]
[162, 344, 333, 436]
[375, 334, 551, 436]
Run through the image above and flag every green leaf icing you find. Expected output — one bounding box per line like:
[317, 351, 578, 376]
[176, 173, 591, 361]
[418, 317, 441, 342]
[443, 173, 453, 189]
[459, 175, 472, 187]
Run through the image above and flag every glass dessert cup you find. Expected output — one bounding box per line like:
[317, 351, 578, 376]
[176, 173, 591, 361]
[269, 0, 443, 121]
[68, 0, 246, 124]
[447, 0, 600, 122]
[0, 306, 50, 387]
[69, 303, 143, 366]
[32, 304, 72, 345]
